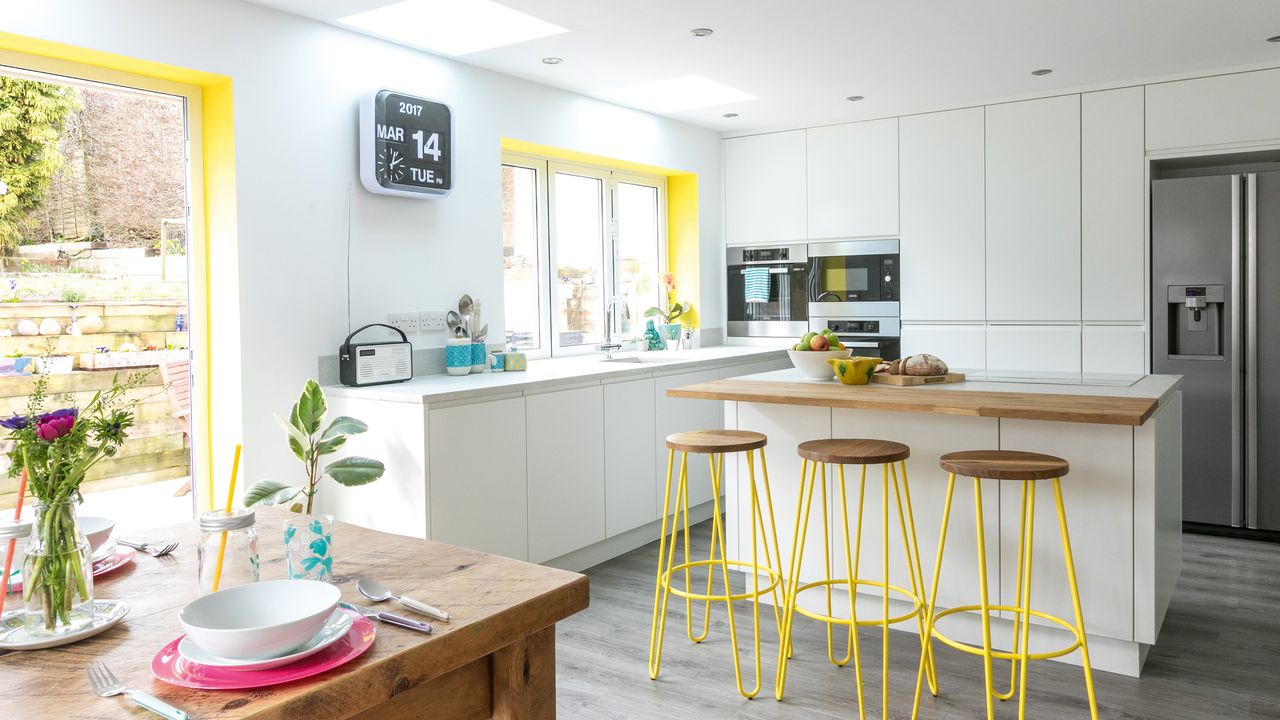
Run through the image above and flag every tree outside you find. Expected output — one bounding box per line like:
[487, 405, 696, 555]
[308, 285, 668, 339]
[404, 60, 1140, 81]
[0, 77, 80, 252]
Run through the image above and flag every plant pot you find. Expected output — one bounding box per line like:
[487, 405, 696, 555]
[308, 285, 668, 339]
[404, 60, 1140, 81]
[34, 356, 73, 375]
[22, 494, 95, 636]
[659, 323, 682, 347]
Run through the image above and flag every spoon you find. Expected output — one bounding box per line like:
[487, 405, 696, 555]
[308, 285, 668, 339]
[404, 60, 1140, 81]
[357, 577, 451, 622]
[458, 294, 474, 335]
[446, 310, 464, 336]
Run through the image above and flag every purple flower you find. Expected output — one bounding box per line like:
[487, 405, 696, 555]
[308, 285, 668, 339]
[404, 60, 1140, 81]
[36, 413, 75, 441]
[0, 414, 27, 430]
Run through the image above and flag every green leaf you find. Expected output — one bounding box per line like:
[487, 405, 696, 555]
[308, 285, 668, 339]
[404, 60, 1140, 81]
[287, 434, 306, 462]
[324, 456, 385, 487]
[295, 379, 327, 434]
[320, 416, 367, 442]
[276, 413, 311, 450]
[244, 479, 303, 506]
[314, 434, 347, 456]
[643, 307, 665, 318]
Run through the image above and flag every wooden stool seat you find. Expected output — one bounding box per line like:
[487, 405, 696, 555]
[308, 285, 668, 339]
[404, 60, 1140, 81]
[797, 438, 910, 465]
[666, 429, 767, 454]
[939, 450, 1069, 481]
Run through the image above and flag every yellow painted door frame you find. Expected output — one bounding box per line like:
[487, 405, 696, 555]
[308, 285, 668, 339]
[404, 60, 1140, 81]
[0, 34, 236, 512]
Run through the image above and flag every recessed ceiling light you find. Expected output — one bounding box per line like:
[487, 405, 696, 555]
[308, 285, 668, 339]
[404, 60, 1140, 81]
[1268, 35, 1280, 43]
[723, 113, 739, 118]
[846, 95, 865, 102]
[1031, 68, 1053, 76]
[338, 0, 567, 56]
[596, 75, 758, 113]
[690, 28, 714, 37]
[542, 57, 563, 65]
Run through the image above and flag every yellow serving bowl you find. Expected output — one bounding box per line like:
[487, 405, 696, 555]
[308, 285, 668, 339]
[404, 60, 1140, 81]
[828, 356, 882, 385]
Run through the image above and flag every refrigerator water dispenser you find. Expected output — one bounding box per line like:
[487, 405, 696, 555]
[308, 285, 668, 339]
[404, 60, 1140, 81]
[1166, 284, 1223, 357]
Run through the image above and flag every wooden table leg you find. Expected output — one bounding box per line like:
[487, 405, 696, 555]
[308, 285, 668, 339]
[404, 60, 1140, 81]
[492, 624, 556, 720]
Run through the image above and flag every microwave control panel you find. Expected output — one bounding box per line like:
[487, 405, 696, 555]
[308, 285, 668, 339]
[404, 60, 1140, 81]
[742, 247, 789, 262]
[880, 257, 897, 300]
[825, 320, 880, 334]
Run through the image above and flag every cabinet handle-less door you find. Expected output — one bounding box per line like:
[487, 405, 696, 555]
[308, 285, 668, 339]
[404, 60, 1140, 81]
[1246, 174, 1259, 529]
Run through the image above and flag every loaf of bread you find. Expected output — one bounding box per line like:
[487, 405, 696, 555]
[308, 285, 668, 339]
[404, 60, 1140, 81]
[901, 354, 949, 376]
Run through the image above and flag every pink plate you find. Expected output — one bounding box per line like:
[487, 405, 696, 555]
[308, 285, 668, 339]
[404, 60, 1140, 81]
[151, 607, 375, 690]
[8, 546, 136, 594]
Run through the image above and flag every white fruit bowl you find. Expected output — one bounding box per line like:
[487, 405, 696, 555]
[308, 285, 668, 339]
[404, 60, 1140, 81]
[77, 516, 115, 554]
[180, 579, 340, 660]
[787, 348, 853, 380]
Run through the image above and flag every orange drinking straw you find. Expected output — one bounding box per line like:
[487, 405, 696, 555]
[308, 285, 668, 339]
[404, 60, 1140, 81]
[210, 445, 242, 593]
[1, 469, 29, 615]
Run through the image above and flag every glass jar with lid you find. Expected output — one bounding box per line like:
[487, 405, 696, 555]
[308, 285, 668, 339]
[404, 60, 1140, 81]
[0, 518, 32, 619]
[196, 508, 259, 595]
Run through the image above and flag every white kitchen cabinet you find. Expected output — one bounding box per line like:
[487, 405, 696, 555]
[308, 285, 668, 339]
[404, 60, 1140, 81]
[806, 119, 899, 239]
[428, 396, 528, 560]
[1083, 325, 1146, 375]
[900, 108, 986, 322]
[1146, 68, 1280, 151]
[724, 131, 807, 246]
[987, 325, 1082, 377]
[900, 324, 986, 371]
[604, 378, 657, 536]
[986, 95, 1082, 322]
[1083, 88, 1145, 322]
[526, 384, 606, 563]
[655, 368, 726, 515]
[999, 419, 1134, 641]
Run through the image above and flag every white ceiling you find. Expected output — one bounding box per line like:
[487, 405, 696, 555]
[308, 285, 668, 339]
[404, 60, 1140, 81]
[245, 0, 1280, 132]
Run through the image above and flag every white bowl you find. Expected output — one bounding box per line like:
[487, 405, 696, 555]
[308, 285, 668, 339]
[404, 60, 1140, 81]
[787, 348, 854, 380]
[179, 579, 340, 660]
[77, 516, 115, 554]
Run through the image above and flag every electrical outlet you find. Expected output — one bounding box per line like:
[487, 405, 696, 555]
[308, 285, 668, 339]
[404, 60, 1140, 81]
[387, 311, 421, 334]
[420, 310, 448, 332]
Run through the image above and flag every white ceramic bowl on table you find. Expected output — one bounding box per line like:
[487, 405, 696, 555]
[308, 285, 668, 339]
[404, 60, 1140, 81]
[77, 516, 115, 554]
[787, 348, 853, 380]
[180, 579, 341, 660]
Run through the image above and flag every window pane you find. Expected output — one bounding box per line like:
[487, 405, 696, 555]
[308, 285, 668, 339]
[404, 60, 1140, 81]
[553, 172, 605, 348]
[502, 165, 540, 351]
[615, 182, 662, 336]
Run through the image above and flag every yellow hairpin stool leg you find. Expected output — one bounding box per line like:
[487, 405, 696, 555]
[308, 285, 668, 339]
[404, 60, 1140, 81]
[647, 429, 785, 699]
[774, 439, 937, 719]
[911, 450, 1098, 720]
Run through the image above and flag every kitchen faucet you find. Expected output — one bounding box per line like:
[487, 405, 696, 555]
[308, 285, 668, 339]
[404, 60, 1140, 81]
[598, 296, 630, 359]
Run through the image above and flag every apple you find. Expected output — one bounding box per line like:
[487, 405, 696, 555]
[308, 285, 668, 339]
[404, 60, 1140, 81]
[793, 343, 808, 351]
[801, 332, 818, 346]
[809, 334, 830, 351]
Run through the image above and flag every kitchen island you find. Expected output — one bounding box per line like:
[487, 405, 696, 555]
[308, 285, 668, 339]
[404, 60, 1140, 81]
[671, 369, 1182, 677]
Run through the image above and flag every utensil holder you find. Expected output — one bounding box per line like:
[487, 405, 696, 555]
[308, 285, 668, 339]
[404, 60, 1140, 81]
[470, 342, 487, 373]
[446, 338, 472, 376]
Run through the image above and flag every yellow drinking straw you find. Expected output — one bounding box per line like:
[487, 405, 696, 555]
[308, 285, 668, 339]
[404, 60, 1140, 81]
[211, 444, 242, 592]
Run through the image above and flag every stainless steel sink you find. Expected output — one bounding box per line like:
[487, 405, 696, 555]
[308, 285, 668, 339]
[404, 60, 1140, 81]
[603, 356, 677, 364]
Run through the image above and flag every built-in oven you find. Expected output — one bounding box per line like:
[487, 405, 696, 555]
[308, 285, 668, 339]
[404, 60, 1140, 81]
[727, 244, 809, 339]
[811, 317, 901, 361]
[806, 239, 899, 318]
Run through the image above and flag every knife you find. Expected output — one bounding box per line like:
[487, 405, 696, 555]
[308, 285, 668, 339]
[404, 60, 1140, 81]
[340, 602, 433, 633]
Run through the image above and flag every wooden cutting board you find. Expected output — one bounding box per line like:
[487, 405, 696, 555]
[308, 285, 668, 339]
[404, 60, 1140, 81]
[870, 372, 966, 386]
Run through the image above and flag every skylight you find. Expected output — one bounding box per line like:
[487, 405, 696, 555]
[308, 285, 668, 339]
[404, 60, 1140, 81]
[338, 0, 567, 57]
[595, 75, 758, 114]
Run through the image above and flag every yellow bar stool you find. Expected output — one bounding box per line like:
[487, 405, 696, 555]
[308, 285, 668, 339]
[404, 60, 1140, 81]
[775, 439, 938, 719]
[647, 429, 785, 699]
[911, 450, 1098, 720]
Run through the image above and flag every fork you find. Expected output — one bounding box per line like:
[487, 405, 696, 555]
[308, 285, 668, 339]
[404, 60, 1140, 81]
[117, 539, 179, 557]
[86, 660, 188, 720]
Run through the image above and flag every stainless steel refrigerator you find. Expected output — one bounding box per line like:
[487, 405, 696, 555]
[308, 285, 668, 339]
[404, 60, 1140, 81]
[1152, 171, 1280, 530]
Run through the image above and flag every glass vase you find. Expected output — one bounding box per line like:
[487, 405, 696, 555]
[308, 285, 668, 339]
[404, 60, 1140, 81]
[22, 495, 94, 636]
[284, 514, 334, 582]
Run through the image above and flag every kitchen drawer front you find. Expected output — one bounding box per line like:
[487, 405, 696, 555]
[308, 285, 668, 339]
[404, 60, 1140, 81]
[901, 324, 986, 372]
[986, 325, 1082, 376]
[1083, 325, 1146, 375]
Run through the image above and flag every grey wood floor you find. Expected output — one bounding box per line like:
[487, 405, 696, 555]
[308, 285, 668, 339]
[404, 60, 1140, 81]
[555, 522, 1280, 719]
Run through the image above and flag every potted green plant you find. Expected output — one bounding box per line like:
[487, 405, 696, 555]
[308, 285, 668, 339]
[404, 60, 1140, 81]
[243, 379, 385, 514]
[644, 273, 692, 349]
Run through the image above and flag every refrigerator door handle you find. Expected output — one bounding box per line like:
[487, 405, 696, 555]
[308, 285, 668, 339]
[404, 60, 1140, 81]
[1246, 174, 1260, 529]
[1231, 175, 1245, 526]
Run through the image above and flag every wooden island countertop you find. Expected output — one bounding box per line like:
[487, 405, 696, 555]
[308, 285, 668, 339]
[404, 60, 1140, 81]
[668, 370, 1182, 426]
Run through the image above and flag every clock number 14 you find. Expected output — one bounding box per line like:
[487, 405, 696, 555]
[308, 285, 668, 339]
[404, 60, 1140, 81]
[411, 130, 441, 162]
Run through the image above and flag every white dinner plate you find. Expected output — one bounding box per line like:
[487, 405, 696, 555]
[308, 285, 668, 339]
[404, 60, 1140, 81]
[0, 599, 130, 651]
[176, 608, 354, 671]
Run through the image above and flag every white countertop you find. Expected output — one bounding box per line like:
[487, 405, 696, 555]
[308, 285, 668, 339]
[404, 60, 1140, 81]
[324, 346, 787, 404]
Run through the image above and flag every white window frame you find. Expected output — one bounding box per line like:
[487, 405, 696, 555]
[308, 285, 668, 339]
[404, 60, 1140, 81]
[502, 152, 667, 358]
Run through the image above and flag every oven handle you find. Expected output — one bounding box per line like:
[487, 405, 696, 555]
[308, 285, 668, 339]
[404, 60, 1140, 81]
[838, 340, 884, 349]
[738, 267, 799, 275]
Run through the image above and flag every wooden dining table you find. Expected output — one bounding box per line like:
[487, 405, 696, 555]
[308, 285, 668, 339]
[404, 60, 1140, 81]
[0, 506, 590, 719]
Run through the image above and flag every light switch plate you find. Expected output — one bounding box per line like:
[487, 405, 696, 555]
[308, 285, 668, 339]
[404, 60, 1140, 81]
[420, 310, 448, 331]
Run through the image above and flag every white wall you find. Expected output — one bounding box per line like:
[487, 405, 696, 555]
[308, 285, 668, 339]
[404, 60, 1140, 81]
[6, 0, 724, 485]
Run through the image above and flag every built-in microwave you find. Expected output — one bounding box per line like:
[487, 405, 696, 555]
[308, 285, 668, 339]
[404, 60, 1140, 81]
[806, 239, 899, 318]
[726, 244, 809, 339]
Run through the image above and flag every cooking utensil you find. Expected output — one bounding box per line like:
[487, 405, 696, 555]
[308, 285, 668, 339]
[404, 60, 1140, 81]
[357, 577, 451, 622]
[472, 300, 481, 340]
[458, 294, 474, 335]
[339, 601, 433, 633]
[474, 324, 488, 342]
[446, 310, 464, 337]
[87, 659, 188, 720]
[118, 539, 179, 557]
